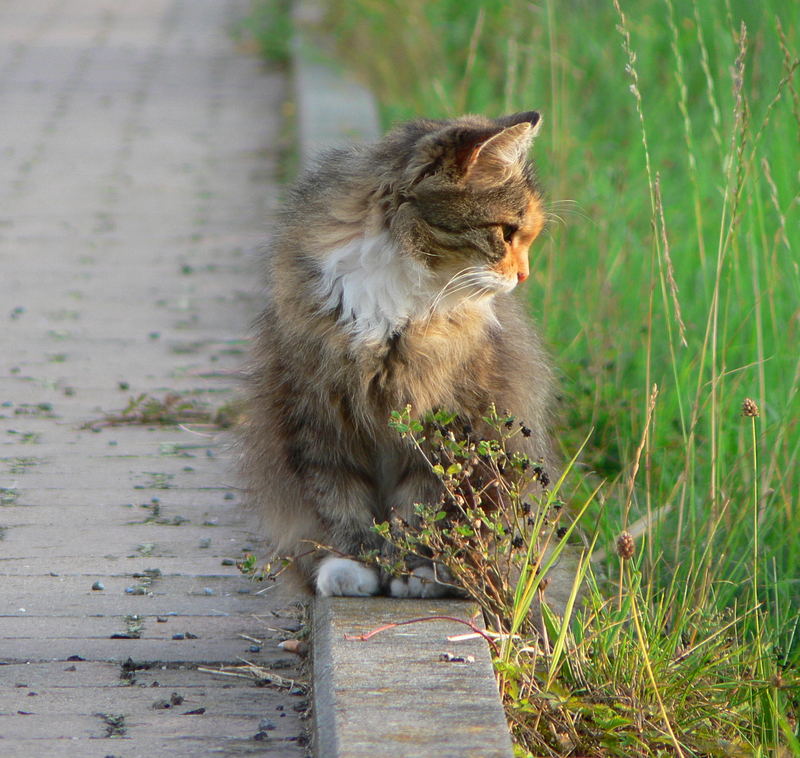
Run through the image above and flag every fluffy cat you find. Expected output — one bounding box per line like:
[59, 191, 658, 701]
[241, 111, 560, 600]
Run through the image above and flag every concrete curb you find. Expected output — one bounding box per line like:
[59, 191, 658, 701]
[289, 4, 515, 757]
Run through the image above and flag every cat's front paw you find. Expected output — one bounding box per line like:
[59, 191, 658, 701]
[315, 557, 380, 597]
[389, 565, 452, 599]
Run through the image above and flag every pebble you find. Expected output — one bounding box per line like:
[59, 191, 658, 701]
[224, 492, 235, 500]
[248, 644, 261, 653]
[202, 587, 215, 596]
[221, 558, 235, 566]
[91, 581, 105, 591]
[198, 538, 211, 548]
[258, 719, 276, 731]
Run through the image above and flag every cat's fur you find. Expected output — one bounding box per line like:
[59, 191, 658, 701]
[241, 111, 559, 599]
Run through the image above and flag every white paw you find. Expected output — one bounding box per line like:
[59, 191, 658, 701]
[389, 565, 452, 598]
[315, 557, 380, 597]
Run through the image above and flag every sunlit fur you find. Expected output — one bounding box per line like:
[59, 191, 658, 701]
[240, 112, 558, 595]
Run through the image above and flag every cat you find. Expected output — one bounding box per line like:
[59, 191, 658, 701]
[241, 110, 562, 602]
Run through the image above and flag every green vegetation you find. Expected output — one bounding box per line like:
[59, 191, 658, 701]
[232, 0, 293, 65]
[381, 407, 796, 756]
[322, 1, 799, 753]
[245, 0, 799, 752]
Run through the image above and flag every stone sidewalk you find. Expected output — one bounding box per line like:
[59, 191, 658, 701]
[0, 1, 308, 755]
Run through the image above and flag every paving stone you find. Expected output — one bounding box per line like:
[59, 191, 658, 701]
[313, 597, 513, 758]
[0, 0, 305, 754]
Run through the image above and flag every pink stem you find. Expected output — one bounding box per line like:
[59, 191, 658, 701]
[344, 614, 497, 651]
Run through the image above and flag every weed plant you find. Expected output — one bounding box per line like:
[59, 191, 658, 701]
[380, 405, 796, 755]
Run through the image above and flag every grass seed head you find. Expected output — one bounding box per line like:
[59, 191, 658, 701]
[742, 397, 760, 417]
[617, 531, 635, 560]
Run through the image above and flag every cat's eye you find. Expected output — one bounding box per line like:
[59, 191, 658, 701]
[500, 224, 517, 243]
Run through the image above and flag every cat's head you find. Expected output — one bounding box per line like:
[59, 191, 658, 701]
[387, 111, 546, 305]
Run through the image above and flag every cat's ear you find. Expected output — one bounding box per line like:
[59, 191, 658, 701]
[463, 113, 541, 187]
[498, 110, 542, 135]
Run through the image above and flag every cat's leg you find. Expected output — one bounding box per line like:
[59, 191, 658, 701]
[316, 555, 380, 597]
[388, 563, 455, 598]
[296, 449, 383, 597]
[384, 460, 460, 598]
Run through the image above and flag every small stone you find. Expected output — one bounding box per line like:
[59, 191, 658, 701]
[253, 731, 271, 741]
[278, 639, 308, 657]
[221, 558, 235, 566]
[172, 633, 185, 640]
[438, 651, 475, 664]
[258, 719, 276, 731]
[202, 587, 215, 596]
[224, 492, 234, 500]
[248, 645, 261, 653]
[91, 581, 105, 591]
[156, 616, 168, 623]
[198, 538, 211, 548]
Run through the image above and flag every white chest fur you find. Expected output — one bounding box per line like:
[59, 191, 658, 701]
[316, 232, 435, 345]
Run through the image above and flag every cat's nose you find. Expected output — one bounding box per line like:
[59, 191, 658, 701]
[517, 270, 528, 283]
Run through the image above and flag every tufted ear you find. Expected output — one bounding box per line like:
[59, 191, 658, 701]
[498, 110, 542, 134]
[464, 117, 539, 187]
[402, 112, 541, 190]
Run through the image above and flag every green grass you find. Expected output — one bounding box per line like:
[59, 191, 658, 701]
[245, 0, 800, 752]
[326, 0, 800, 753]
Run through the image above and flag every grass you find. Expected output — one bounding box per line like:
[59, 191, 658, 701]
[244, 0, 800, 753]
